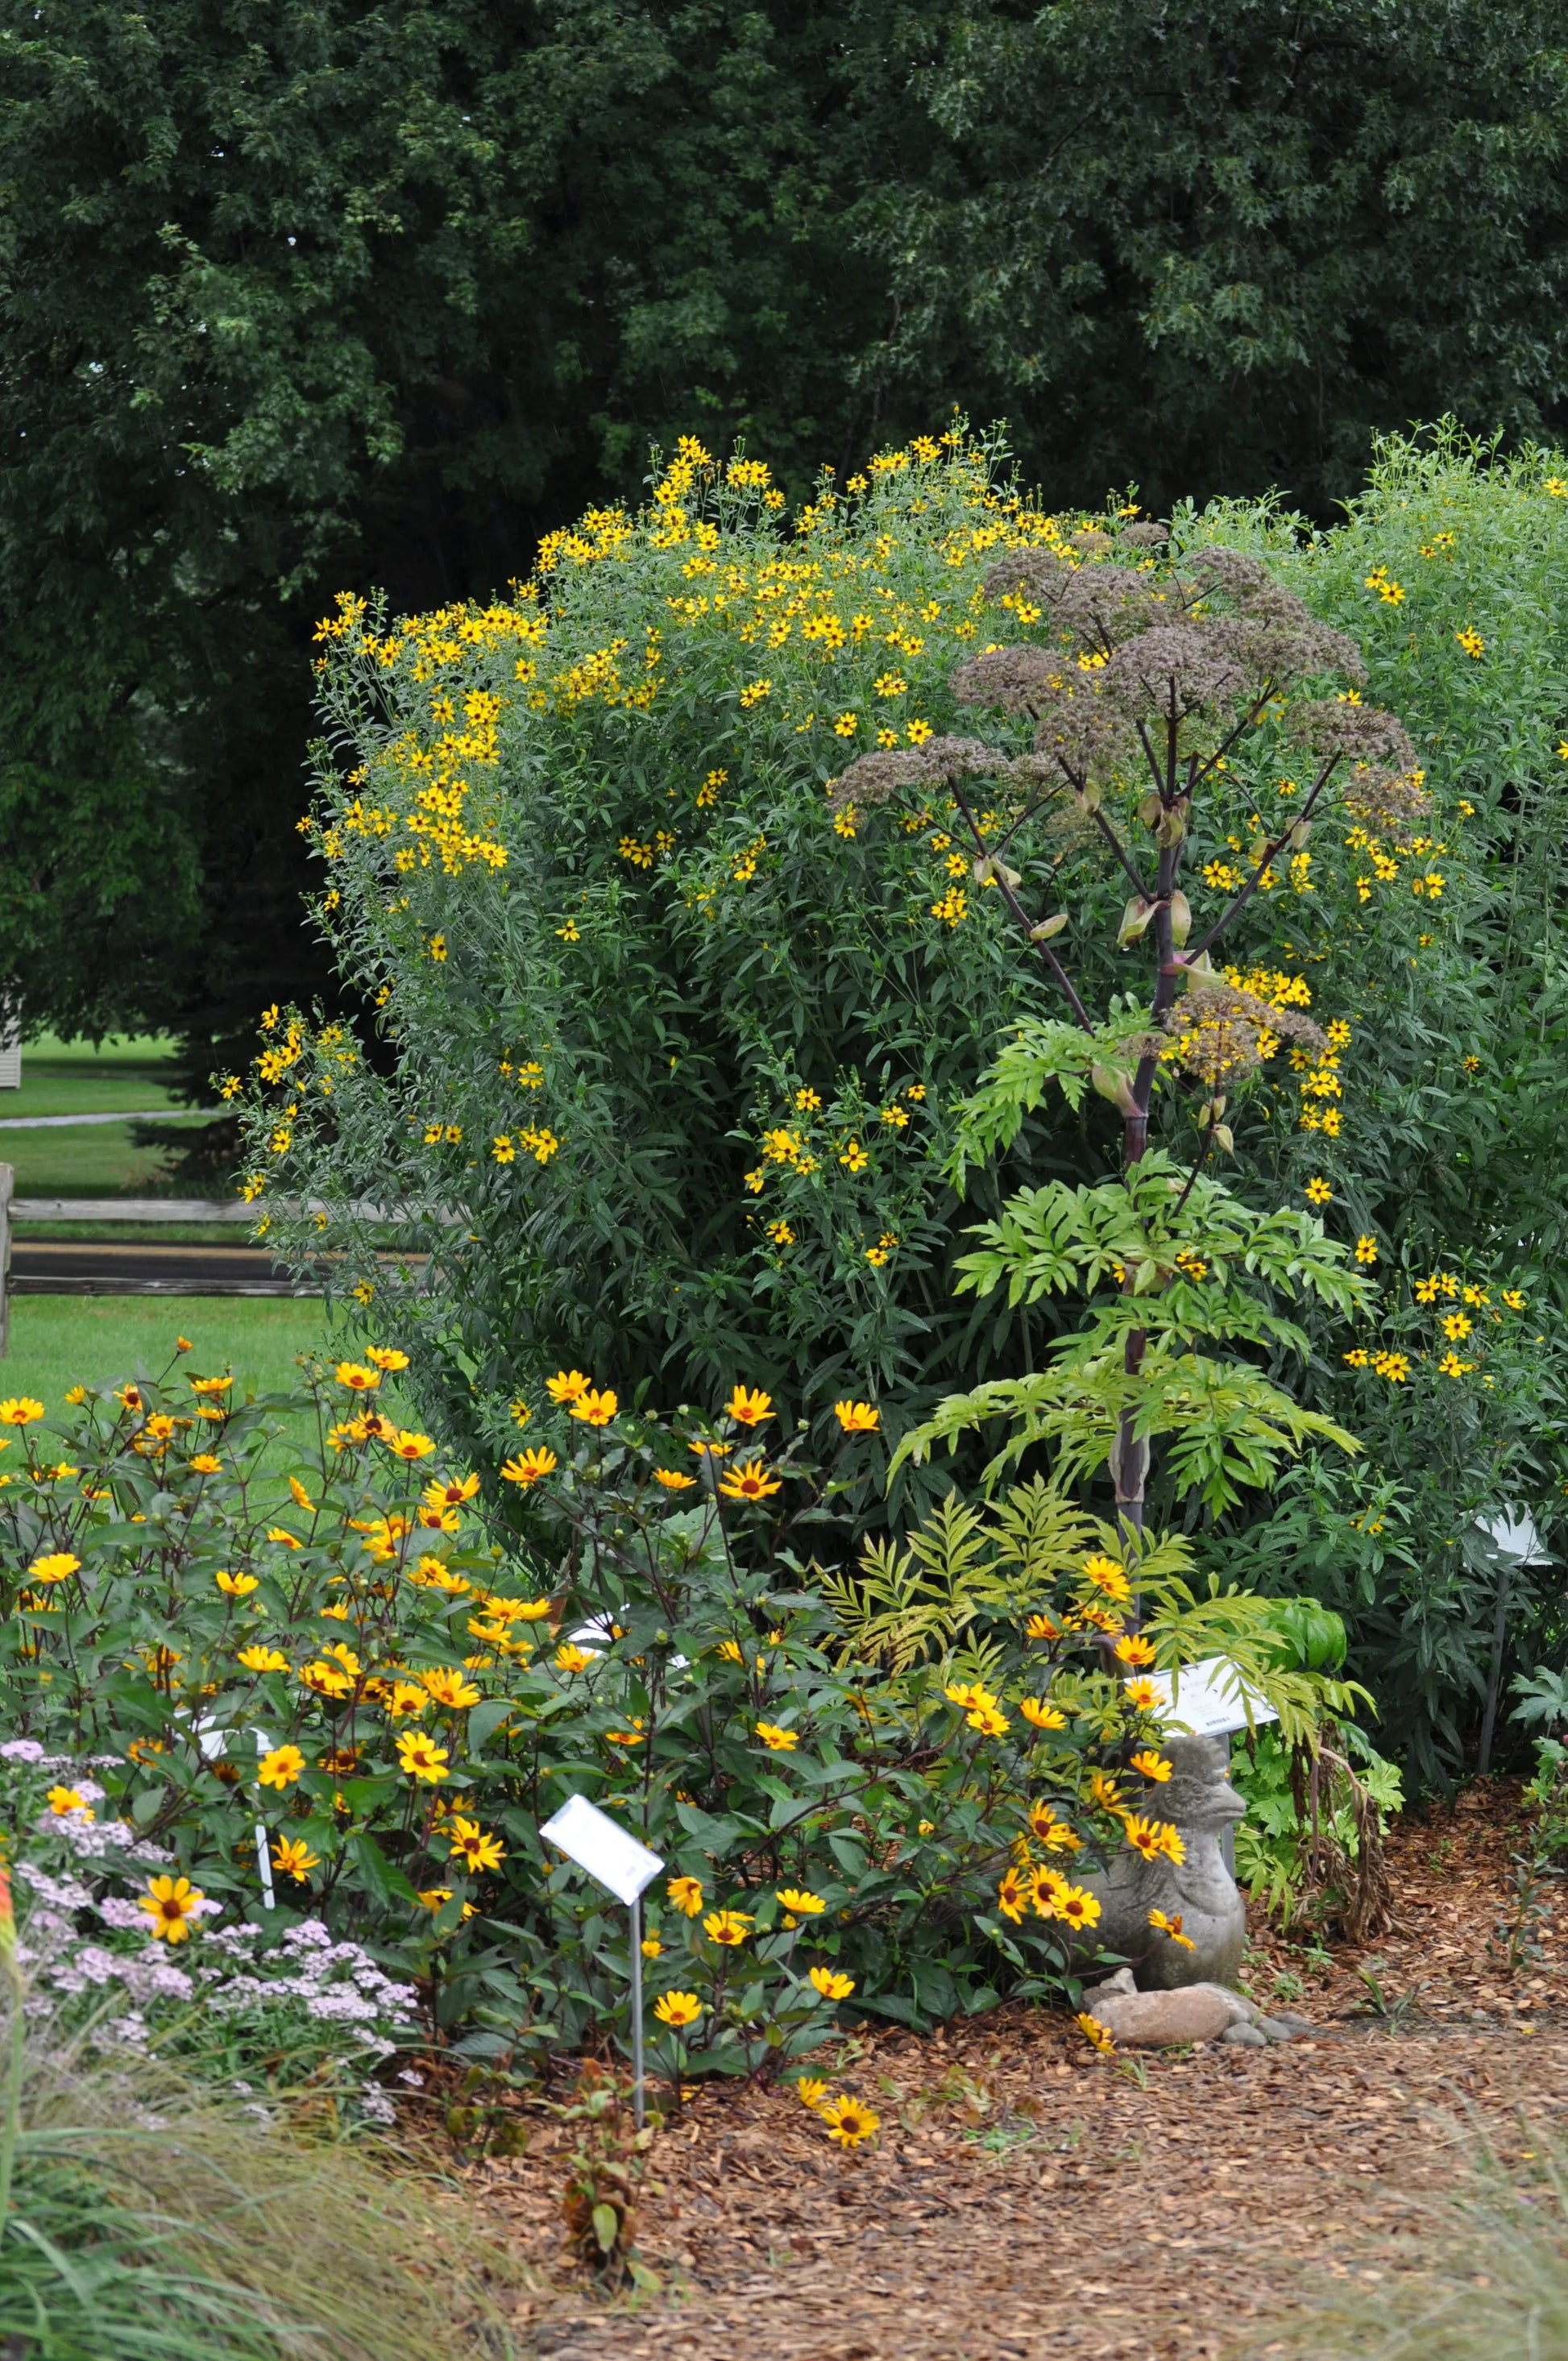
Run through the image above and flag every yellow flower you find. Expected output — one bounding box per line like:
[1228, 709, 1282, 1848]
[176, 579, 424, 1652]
[1123, 1678, 1160, 1713]
[1305, 1176, 1333, 1205]
[1354, 1234, 1379, 1265]
[832, 1400, 879, 1432]
[1124, 1814, 1186, 1865]
[334, 1362, 382, 1392]
[666, 1874, 704, 1916]
[653, 1467, 697, 1491]
[832, 712, 858, 737]
[189, 1454, 222, 1475]
[756, 1722, 799, 1751]
[0, 1398, 44, 1425]
[258, 1744, 305, 1790]
[1114, 1633, 1157, 1669]
[727, 1384, 774, 1426]
[266, 1527, 302, 1550]
[448, 1817, 505, 1873]
[967, 1703, 1010, 1737]
[1081, 1554, 1131, 1601]
[421, 1666, 482, 1709]
[569, 1386, 619, 1426]
[1442, 1311, 1472, 1341]
[1047, 1883, 1101, 1932]
[27, 1553, 80, 1584]
[396, 1730, 450, 1783]
[776, 1887, 825, 1915]
[386, 1429, 435, 1463]
[554, 1643, 595, 1675]
[838, 1139, 869, 1172]
[384, 1679, 429, 1718]
[796, 2077, 829, 2109]
[1076, 2011, 1116, 2056]
[47, 1786, 91, 1819]
[272, 1836, 321, 1883]
[718, 1457, 782, 1503]
[501, 1446, 558, 1487]
[1130, 1749, 1172, 1782]
[238, 1644, 289, 1673]
[139, 1875, 205, 1943]
[547, 1368, 591, 1404]
[641, 1937, 662, 1958]
[653, 1990, 703, 2029]
[703, 1909, 753, 1946]
[819, 2094, 879, 2148]
[1018, 1697, 1066, 1732]
[1148, 1907, 1196, 1951]
[216, 1571, 258, 1598]
[808, 1965, 855, 2001]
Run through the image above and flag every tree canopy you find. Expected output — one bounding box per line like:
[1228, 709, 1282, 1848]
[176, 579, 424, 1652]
[4, 0, 1568, 1065]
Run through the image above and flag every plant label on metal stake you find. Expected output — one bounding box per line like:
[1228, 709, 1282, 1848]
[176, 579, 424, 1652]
[540, 1795, 663, 2127]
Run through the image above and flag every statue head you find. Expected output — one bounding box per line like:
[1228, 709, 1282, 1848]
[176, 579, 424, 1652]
[1153, 1733, 1246, 1832]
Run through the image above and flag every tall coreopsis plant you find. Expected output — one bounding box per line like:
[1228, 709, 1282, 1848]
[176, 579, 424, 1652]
[832, 536, 1426, 1578]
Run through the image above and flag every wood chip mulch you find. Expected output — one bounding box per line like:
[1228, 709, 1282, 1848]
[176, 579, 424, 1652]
[458, 1779, 1568, 2359]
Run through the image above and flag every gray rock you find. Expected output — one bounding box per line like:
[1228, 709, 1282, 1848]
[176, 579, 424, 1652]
[1219, 2020, 1268, 2048]
[1254, 2013, 1305, 2042]
[1073, 1733, 1248, 1990]
[1081, 1981, 1238, 2047]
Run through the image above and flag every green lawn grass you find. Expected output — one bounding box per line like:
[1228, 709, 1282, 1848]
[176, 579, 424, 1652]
[0, 1031, 223, 1197]
[0, 1296, 333, 1410]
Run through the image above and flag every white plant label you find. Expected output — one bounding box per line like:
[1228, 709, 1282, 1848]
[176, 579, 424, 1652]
[541, 1793, 664, 1906]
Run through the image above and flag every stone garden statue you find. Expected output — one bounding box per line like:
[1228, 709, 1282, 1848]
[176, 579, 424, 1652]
[1082, 1732, 1247, 1989]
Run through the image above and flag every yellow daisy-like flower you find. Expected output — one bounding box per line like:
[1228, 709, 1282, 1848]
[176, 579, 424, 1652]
[653, 1467, 697, 1490]
[421, 1666, 483, 1709]
[1075, 2011, 1116, 2056]
[272, 1836, 321, 1883]
[1304, 1176, 1332, 1205]
[967, 1703, 1010, 1737]
[756, 1722, 799, 1751]
[1123, 1677, 1160, 1712]
[27, 1554, 81, 1585]
[396, 1730, 450, 1783]
[666, 1874, 704, 1916]
[47, 1786, 90, 1819]
[1114, 1634, 1157, 1669]
[819, 2094, 880, 2147]
[546, 1368, 591, 1404]
[139, 1875, 205, 1943]
[776, 1887, 825, 1915]
[1130, 1749, 1172, 1782]
[703, 1909, 753, 1946]
[653, 1990, 703, 2029]
[215, 1570, 258, 1597]
[832, 1399, 879, 1432]
[258, 1744, 305, 1790]
[808, 1965, 855, 2001]
[334, 1362, 382, 1392]
[189, 1453, 222, 1475]
[501, 1446, 558, 1486]
[1148, 1907, 1196, 1951]
[0, 1397, 45, 1425]
[727, 1384, 774, 1426]
[554, 1643, 595, 1675]
[718, 1457, 782, 1503]
[1018, 1697, 1066, 1732]
[1354, 1234, 1379, 1265]
[568, 1386, 619, 1426]
[237, 1644, 289, 1673]
[795, 2077, 829, 2109]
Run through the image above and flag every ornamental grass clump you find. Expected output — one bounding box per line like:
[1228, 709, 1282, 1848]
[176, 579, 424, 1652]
[0, 2015, 518, 2361]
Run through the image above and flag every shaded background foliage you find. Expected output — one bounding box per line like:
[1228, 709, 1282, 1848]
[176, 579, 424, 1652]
[7, 0, 1568, 1085]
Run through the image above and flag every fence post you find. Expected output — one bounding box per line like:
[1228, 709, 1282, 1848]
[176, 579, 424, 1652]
[0, 1162, 11, 1359]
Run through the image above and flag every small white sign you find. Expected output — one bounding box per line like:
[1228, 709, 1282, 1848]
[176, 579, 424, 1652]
[1146, 1654, 1279, 1738]
[541, 1793, 664, 1907]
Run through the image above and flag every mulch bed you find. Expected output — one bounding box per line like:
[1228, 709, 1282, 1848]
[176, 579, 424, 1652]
[461, 1780, 1568, 2359]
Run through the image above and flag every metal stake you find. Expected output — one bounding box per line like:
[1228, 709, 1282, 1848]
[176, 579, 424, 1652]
[630, 1893, 645, 2128]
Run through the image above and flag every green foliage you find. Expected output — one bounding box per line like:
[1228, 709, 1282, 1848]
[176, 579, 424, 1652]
[10, 0, 1568, 1086]
[0, 1352, 1228, 2056]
